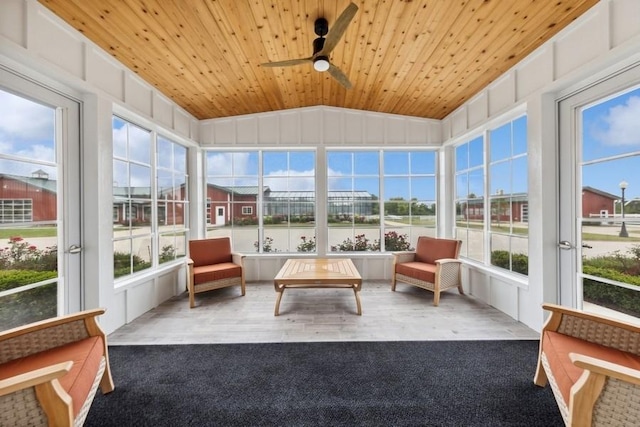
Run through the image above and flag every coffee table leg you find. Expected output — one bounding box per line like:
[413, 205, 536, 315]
[353, 286, 362, 315]
[274, 288, 284, 316]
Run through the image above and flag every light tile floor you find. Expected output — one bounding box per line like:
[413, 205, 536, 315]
[108, 281, 540, 344]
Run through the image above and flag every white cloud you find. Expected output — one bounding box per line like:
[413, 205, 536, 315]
[264, 169, 315, 191]
[0, 91, 54, 141]
[594, 95, 640, 146]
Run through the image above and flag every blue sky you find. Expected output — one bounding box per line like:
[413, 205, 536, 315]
[3, 84, 638, 203]
[0, 89, 56, 178]
[582, 87, 640, 199]
[207, 150, 438, 201]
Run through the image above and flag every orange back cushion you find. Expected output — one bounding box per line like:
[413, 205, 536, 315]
[415, 236, 460, 264]
[189, 238, 232, 267]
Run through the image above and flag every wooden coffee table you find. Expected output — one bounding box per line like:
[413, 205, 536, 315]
[273, 258, 362, 316]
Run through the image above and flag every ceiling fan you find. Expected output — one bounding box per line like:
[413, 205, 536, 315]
[261, 2, 358, 89]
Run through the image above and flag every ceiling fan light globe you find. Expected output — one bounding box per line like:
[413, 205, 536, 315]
[314, 57, 330, 72]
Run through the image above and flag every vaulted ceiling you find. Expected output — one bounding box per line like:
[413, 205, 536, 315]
[39, 0, 599, 120]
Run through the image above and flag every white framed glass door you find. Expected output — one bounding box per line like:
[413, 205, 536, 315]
[0, 68, 81, 330]
[558, 64, 640, 318]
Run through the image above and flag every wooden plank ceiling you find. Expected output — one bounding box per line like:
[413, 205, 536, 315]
[39, 0, 599, 120]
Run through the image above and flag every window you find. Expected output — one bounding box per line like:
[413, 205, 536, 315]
[112, 116, 188, 279]
[113, 117, 152, 278]
[327, 150, 436, 252]
[206, 150, 316, 253]
[454, 115, 528, 274]
[205, 149, 435, 253]
[0, 199, 33, 223]
[455, 136, 485, 261]
[488, 116, 528, 275]
[157, 135, 188, 264]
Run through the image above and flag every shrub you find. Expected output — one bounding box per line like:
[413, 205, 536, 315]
[331, 234, 372, 252]
[297, 236, 316, 252]
[0, 270, 58, 291]
[254, 237, 277, 252]
[491, 250, 528, 275]
[113, 251, 151, 278]
[0, 237, 57, 272]
[378, 231, 413, 251]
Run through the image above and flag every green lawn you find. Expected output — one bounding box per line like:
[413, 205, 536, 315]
[582, 233, 640, 242]
[0, 227, 57, 239]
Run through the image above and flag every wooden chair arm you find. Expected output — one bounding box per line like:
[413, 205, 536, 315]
[541, 303, 640, 335]
[0, 361, 72, 397]
[570, 353, 640, 386]
[435, 258, 461, 265]
[0, 308, 106, 343]
[186, 258, 194, 266]
[231, 252, 245, 266]
[392, 252, 416, 264]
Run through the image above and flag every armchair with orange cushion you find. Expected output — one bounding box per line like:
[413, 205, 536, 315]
[534, 303, 640, 426]
[0, 309, 114, 427]
[187, 237, 246, 308]
[391, 236, 463, 306]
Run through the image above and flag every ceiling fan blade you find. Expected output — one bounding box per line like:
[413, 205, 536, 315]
[328, 63, 353, 89]
[261, 57, 312, 67]
[318, 2, 358, 56]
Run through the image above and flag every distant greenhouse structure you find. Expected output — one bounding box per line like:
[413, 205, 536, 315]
[264, 190, 376, 217]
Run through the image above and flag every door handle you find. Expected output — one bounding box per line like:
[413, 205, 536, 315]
[67, 245, 82, 254]
[558, 241, 574, 250]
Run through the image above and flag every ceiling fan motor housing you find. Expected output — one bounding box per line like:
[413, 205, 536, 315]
[314, 18, 328, 37]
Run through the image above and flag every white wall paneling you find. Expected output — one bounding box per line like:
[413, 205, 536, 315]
[200, 106, 441, 147]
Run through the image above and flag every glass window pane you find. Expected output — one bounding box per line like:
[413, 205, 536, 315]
[582, 87, 640, 162]
[157, 137, 173, 169]
[490, 162, 511, 195]
[512, 157, 528, 193]
[468, 169, 484, 197]
[290, 151, 315, 173]
[354, 152, 379, 175]
[0, 90, 55, 164]
[130, 164, 152, 198]
[263, 152, 287, 175]
[207, 152, 233, 176]
[384, 151, 409, 174]
[411, 151, 436, 174]
[456, 144, 468, 171]
[174, 144, 187, 173]
[513, 116, 527, 155]
[112, 117, 127, 158]
[410, 177, 436, 200]
[456, 174, 468, 200]
[128, 125, 151, 164]
[490, 123, 511, 162]
[0, 283, 57, 332]
[354, 177, 379, 199]
[234, 152, 258, 176]
[468, 136, 484, 168]
[384, 177, 410, 203]
[328, 151, 352, 175]
[328, 176, 352, 192]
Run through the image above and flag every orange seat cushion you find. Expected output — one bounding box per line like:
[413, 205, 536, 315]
[193, 262, 242, 285]
[542, 331, 640, 406]
[0, 336, 104, 417]
[395, 261, 437, 283]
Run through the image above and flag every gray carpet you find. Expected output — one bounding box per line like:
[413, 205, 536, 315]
[86, 341, 562, 426]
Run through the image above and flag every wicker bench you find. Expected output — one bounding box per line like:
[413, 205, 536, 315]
[534, 303, 640, 426]
[0, 309, 114, 427]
